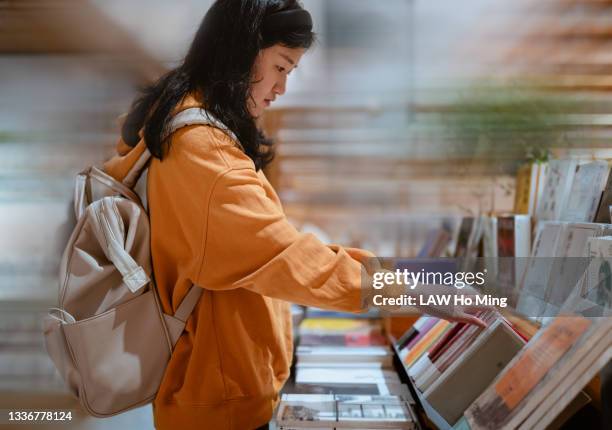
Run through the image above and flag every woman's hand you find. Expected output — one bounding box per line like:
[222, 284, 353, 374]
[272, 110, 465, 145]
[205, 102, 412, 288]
[415, 283, 493, 328]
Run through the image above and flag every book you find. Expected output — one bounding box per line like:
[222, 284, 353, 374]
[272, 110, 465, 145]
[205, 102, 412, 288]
[277, 394, 336, 427]
[428, 322, 466, 363]
[463, 215, 485, 271]
[560, 160, 609, 222]
[465, 314, 612, 430]
[454, 217, 474, 258]
[513, 163, 532, 215]
[305, 307, 380, 320]
[516, 221, 565, 316]
[411, 321, 468, 382]
[401, 317, 439, 353]
[423, 319, 525, 426]
[336, 395, 415, 428]
[296, 362, 387, 370]
[534, 162, 548, 216]
[395, 316, 433, 350]
[299, 318, 382, 334]
[543, 223, 606, 312]
[535, 159, 577, 222]
[296, 367, 401, 385]
[498, 215, 531, 258]
[582, 236, 612, 309]
[496, 215, 531, 295]
[413, 312, 499, 393]
[513, 163, 539, 215]
[594, 164, 612, 223]
[296, 346, 393, 367]
[402, 320, 452, 368]
[299, 332, 387, 347]
[276, 394, 416, 429]
[482, 216, 498, 259]
[299, 318, 386, 347]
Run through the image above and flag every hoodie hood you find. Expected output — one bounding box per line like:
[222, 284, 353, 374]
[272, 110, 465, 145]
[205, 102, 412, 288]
[103, 94, 204, 183]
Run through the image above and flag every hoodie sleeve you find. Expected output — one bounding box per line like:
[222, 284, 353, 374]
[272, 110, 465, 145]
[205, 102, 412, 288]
[195, 166, 374, 313]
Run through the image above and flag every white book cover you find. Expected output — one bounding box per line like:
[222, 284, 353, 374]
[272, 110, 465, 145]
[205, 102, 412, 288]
[545, 223, 604, 308]
[560, 161, 609, 222]
[482, 216, 499, 286]
[536, 159, 577, 222]
[407, 354, 432, 379]
[296, 346, 392, 366]
[413, 316, 433, 330]
[414, 359, 442, 393]
[466, 215, 485, 258]
[517, 222, 566, 315]
[513, 215, 531, 257]
[296, 362, 386, 370]
[296, 346, 390, 356]
[482, 216, 498, 258]
[581, 236, 612, 308]
[296, 368, 400, 385]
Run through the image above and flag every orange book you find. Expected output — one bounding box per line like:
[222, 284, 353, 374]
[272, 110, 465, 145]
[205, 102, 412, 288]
[403, 320, 451, 368]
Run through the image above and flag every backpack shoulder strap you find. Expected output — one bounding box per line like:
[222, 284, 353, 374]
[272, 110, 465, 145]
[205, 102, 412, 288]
[174, 285, 203, 322]
[123, 108, 240, 189]
[122, 147, 152, 189]
[167, 107, 239, 142]
[123, 108, 223, 322]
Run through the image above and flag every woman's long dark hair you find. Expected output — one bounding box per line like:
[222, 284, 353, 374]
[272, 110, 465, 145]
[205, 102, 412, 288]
[121, 0, 314, 170]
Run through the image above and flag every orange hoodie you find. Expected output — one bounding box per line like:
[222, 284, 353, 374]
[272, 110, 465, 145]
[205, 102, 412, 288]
[103, 96, 374, 430]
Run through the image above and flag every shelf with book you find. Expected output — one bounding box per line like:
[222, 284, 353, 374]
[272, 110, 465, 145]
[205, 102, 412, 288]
[276, 308, 422, 429]
[385, 303, 610, 430]
[380, 155, 612, 429]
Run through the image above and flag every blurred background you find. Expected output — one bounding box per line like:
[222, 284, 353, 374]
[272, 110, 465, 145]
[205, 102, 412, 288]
[1, 0, 612, 428]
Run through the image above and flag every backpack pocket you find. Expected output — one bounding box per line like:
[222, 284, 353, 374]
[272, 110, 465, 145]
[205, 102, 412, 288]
[43, 312, 80, 398]
[59, 291, 172, 417]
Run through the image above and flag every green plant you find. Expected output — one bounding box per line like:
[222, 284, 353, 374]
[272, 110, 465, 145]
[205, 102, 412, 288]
[438, 83, 577, 167]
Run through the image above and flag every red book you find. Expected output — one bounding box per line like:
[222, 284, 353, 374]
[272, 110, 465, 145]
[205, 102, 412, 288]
[428, 322, 466, 363]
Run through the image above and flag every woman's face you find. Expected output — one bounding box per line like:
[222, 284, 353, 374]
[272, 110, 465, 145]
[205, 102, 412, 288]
[248, 44, 305, 118]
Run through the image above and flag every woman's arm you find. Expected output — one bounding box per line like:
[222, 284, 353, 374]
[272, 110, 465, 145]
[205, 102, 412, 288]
[194, 166, 370, 313]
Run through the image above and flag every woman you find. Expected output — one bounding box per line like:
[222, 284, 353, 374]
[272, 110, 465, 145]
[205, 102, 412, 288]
[104, 1, 484, 429]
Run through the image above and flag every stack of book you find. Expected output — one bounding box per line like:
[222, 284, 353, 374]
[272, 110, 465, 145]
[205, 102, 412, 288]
[516, 222, 612, 318]
[446, 158, 612, 316]
[392, 312, 527, 427]
[393, 157, 612, 428]
[464, 311, 611, 430]
[294, 316, 401, 397]
[275, 310, 418, 429]
[513, 159, 611, 224]
[298, 318, 387, 348]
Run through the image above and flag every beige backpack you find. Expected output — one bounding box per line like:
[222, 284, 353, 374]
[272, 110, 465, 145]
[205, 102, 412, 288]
[43, 108, 236, 417]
